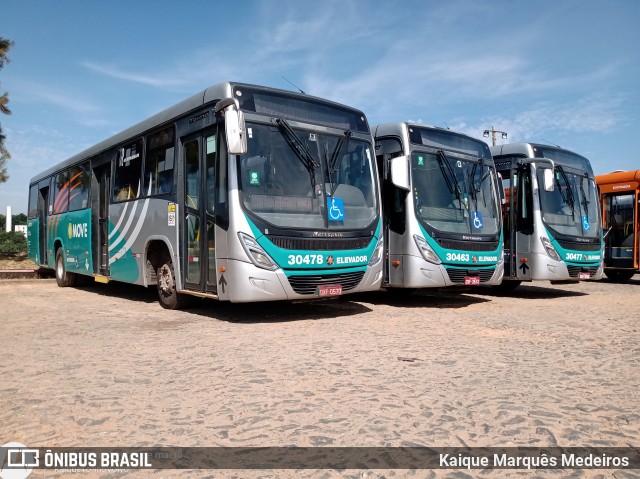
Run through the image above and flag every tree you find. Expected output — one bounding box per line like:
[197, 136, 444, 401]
[0, 37, 14, 183]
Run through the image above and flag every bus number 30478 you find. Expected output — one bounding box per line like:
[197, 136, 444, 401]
[287, 254, 324, 265]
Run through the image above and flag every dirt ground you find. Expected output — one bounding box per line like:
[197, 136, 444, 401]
[1, 277, 639, 479]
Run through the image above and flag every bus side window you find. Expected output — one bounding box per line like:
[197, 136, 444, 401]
[517, 165, 533, 235]
[52, 170, 70, 214]
[206, 134, 216, 213]
[67, 162, 90, 211]
[114, 139, 143, 201]
[215, 132, 229, 230]
[145, 127, 175, 196]
[184, 140, 200, 209]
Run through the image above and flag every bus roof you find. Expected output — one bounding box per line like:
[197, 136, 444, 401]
[490, 142, 594, 176]
[374, 122, 492, 158]
[29, 81, 368, 185]
[596, 169, 640, 194]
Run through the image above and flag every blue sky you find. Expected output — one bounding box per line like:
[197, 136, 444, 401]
[1, 0, 638, 215]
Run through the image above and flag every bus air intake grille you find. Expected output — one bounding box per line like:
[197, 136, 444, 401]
[288, 271, 365, 295]
[567, 266, 600, 278]
[436, 239, 499, 251]
[556, 240, 601, 251]
[267, 235, 371, 251]
[445, 268, 495, 284]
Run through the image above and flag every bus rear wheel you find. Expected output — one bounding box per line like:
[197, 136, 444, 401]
[55, 248, 76, 287]
[156, 256, 187, 309]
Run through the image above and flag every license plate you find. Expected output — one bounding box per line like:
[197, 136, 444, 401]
[578, 272, 590, 280]
[316, 284, 343, 297]
[464, 276, 480, 286]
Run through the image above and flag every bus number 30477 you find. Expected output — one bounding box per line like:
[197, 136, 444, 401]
[287, 254, 324, 265]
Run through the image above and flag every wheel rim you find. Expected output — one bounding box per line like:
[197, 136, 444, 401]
[57, 254, 63, 279]
[158, 264, 174, 295]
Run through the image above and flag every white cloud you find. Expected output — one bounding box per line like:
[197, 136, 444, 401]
[449, 95, 624, 146]
[82, 62, 191, 89]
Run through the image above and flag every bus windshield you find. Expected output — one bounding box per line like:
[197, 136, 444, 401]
[239, 121, 377, 230]
[412, 150, 500, 236]
[537, 167, 601, 239]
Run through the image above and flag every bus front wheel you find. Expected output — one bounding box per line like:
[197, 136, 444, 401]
[156, 256, 187, 310]
[55, 248, 76, 287]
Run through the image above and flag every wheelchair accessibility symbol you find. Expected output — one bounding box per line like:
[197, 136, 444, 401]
[327, 197, 345, 221]
[472, 211, 483, 231]
[582, 215, 590, 230]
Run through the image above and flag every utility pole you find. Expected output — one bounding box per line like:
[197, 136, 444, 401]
[483, 126, 508, 147]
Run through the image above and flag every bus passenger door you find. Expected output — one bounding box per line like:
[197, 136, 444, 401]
[37, 182, 50, 265]
[603, 193, 635, 270]
[514, 165, 533, 280]
[93, 164, 111, 275]
[181, 131, 218, 294]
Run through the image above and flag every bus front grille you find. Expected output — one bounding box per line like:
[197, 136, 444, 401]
[436, 239, 500, 251]
[445, 268, 496, 284]
[567, 266, 600, 278]
[288, 271, 365, 295]
[267, 235, 372, 251]
[556, 240, 601, 251]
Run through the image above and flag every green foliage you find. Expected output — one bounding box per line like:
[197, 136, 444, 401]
[0, 230, 27, 254]
[0, 213, 27, 230]
[0, 36, 13, 183]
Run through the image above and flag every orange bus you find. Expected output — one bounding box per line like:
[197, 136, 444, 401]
[596, 170, 640, 282]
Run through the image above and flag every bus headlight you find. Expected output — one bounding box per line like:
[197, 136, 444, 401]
[238, 232, 279, 271]
[368, 237, 384, 267]
[540, 236, 561, 261]
[413, 235, 441, 265]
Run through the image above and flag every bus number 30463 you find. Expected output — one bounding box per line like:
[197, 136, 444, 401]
[287, 254, 324, 265]
[445, 252, 470, 262]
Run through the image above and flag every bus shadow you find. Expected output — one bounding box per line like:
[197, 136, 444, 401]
[470, 284, 589, 299]
[80, 281, 373, 322]
[78, 280, 160, 304]
[345, 288, 491, 309]
[599, 277, 640, 286]
[187, 296, 373, 323]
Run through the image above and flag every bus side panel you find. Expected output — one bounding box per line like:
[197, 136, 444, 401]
[46, 214, 64, 269]
[64, 209, 93, 275]
[108, 198, 177, 285]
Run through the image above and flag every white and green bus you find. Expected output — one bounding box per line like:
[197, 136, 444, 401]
[491, 143, 604, 288]
[27, 82, 384, 308]
[374, 122, 504, 289]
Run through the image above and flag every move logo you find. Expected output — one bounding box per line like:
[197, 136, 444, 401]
[68, 222, 88, 239]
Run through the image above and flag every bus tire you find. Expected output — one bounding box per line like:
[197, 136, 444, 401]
[497, 280, 521, 291]
[55, 248, 76, 287]
[604, 269, 635, 283]
[156, 255, 187, 310]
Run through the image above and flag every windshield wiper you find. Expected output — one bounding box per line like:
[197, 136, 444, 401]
[436, 149, 462, 208]
[274, 118, 320, 197]
[555, 165, 576, 218]
[469, 157, 490, 209]
[578, 174, 592, 221]
[326, 129, 352, 196]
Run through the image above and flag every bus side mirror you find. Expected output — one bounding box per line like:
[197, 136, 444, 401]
[215, 98, 247, 155]
[543, 168, 554, 192]
[390, 155, 410, 191]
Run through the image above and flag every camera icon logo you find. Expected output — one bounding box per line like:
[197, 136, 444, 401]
[0, 442, 38, 479]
